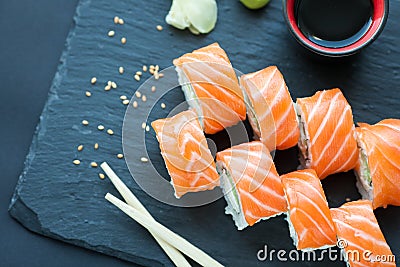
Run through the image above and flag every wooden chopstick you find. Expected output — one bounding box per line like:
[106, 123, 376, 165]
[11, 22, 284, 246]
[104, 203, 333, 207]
[105, 193, 224, 267]
[100, 162, 191, 267]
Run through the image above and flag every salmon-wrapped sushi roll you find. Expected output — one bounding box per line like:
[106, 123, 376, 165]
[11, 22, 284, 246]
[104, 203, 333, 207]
[216, 141, 287, 230]
[296, 88, 358, 179]
[173, 43, 246, 134]
[240, 66, 299, 151]
[355, 119, 400, 209]
[281, 169, 337, 251]
[151, 110, 219, 198]
[331, 200, 396, 267]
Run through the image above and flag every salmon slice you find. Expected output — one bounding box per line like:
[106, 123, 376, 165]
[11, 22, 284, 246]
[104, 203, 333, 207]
[173, 43, 246, 134]
[296, 88, 358, 179]
[240, 66, 299, 151]
[281, 169, 337, 250]
[330, 200, 396, 267]
[151, 109, 219, 198]
[216, 141, 287, 230]
[355, 119, 400, 209]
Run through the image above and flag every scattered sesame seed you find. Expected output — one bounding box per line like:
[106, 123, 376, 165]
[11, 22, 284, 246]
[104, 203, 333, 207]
[135, 91, 142, 98]
[122, 99, 130, 105]
[133, 101, 138, 108]
[73, 159, 81, 165]
[91, 77, 97, 84]
[345, 198, 351, 202]
[150, 65, 155, 70]
[140, 157, 149, 162]
[141, 95, 147, 102]
[111, 81, 117, 89]
[91, 162, 98, 168]
[104, 85, 111, 91]
[85, 91, 92, 97]
[97, 125, 105, 131]
[161, 103, 166, 109]
[149, 69, 155, 75]
[94, 143, 99, 150]
[77, 145, 84, 151]
[107, 80, 112, 86]
[119, 66, 124, 74]
[121, 37, 127, 44]
[120, 95, 127, 100]
[134, 74, 140, 81]
[107, 129, 114, 135]
[99, 173, 105, 179]
[117, 153, 124, 159]
[142, 65, 148, 72]
[114, 16, 119, 24]
[159, 73, 164, 78]
[118, 18, 124, 25]
[82, 120, 89, 125]
[151, 86, 156, 92]
[141, 122, 146, 129]
[145, 125, 150, 132]
[156, 25, 163, 31]
[108, 30, 115, 37]
[136, 71, 142, 76]
[155, 65, 160, 71]
[154, 72, 159, 80]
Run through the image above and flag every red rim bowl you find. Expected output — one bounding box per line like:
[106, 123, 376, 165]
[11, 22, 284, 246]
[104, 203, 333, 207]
[283, 0, 389, 57]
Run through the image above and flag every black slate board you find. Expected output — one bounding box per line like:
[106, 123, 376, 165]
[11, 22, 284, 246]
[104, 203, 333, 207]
[9, 0, 400, 266]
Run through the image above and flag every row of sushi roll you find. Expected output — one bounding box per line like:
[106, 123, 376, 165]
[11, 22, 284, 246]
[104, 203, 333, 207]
[151, 43, 398, 265]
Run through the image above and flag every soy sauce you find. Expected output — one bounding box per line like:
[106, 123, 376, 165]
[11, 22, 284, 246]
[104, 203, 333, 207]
[295, 0, 373, 48]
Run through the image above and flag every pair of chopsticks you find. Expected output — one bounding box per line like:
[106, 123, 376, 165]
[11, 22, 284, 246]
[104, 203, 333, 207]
[101, 162, 224, 267]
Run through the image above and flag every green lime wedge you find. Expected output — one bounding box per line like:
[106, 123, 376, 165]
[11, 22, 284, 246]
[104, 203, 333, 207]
[240, 0, 271, 9]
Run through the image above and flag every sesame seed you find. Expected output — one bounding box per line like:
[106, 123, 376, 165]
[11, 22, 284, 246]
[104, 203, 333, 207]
[117, 153, 124, 159]
[149, 65, 155, 70]
[133, 101, 138, 108]
[97, 125, 105, 131]
[141, 95, 147, 102]
[136, 71, 142, 76]
[120, 95, 127, 100]
[108, 30, 115, 37]
[155, 65, 160, 71]
[121, 37, 127, 44]
[107, 129, 114, 135]
[99, 173, 105, 179]
[107, 80, 112, 86]
[85, 91, 92, 97]
[118, 18, 124, 25]
[104, 85, 111, 91]
[114, 16, 119, 24]
[77, 145, 84, 151]
[151, 86, 156, 92]
[142, 65, 148, 72]
[119, 66, 124, 74]
[161, 103, 166, 109]
[154, 72, 159, 80]
[91, 162, 98, 168]
[149, 69, 155, 75]
[145, 125, 150, 132]
[82, 120, 89, 125]
[134, 74, 140, 81]
[159, 73, 164, 78]
[94, 143, 99, 150]
[91, 77, 97, 84]
[140, 157, 149, 162]
[73, 159, 81, 165]
[111, 81, 117, 89]
[141, 122, 146, 129]
[135, 91, 141, 98]
[345, 198, 351, 202]
[156, 25, 163, 31]
[122, 99, 130, 105]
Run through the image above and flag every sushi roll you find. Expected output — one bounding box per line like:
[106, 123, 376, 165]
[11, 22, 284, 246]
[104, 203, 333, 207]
[173, 43, 246, 134]
[354, 119, 400, 209]
[151, 109, 219, 198]
[330, 200, 396, 267]
[216, 141, 287, 230]
[240, 66, 299, 151]
[281, 169, 337, 251]
[296, 88, 358, 179]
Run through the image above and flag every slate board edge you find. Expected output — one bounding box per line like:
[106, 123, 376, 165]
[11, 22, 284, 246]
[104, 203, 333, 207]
[7, 0, 158, 266]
